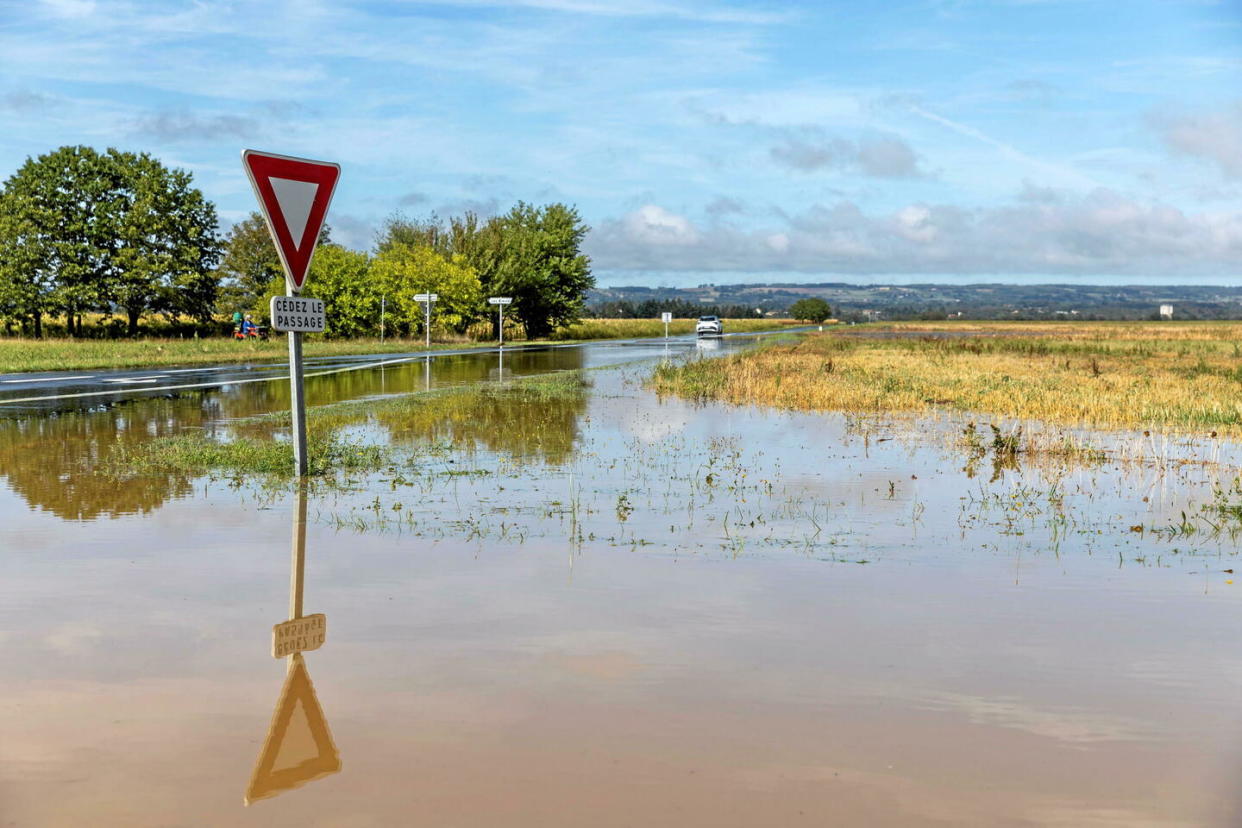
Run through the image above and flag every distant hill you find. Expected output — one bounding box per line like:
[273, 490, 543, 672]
[586, 282, 1242, 321]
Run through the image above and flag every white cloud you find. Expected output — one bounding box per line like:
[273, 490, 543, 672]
[587, 189, 1242, 277]
[623, 204, 701, 246]
[766, 131, 924, 178]
[1151, 101, 1242, 178]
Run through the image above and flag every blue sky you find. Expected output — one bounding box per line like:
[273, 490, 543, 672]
[1, 0, 1240, 285]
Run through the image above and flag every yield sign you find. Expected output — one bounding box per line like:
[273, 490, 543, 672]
[242, 150, 341, 293]
[245, 653, 342, 804]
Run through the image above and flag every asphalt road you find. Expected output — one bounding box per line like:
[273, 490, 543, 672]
[0, 329, 803, 412]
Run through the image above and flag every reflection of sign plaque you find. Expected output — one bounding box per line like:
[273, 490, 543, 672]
[272, 613, 327, 658]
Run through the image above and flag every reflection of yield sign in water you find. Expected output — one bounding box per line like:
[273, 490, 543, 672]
[245, 653, 342, 805]
[246, 486, 340, 804]
[241, 150, 340, 293]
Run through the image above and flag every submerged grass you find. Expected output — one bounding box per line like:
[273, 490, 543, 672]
[651, 322, 1242, 435]
[109, 433, 388, 476]
[106, 370, 592, 479]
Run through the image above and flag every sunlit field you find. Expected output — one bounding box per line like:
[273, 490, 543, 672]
[652, 321, 1242, 435]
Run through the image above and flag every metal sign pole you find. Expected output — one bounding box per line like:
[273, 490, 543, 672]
[425, 297, 430, 349]
[498, 304, 504, 346]
[287, 283, 308, 477]
[380, 295, 385, 343]
[290, 483, 307, 620]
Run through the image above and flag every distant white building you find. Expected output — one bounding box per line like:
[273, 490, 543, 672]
[1159, 304, 1174, 320]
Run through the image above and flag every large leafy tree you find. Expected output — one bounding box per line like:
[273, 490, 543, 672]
[111, 152, 221, 333]
[0, 187, 55, 336]
[488, 202, 593, 339]
[0, 145, 221, 337]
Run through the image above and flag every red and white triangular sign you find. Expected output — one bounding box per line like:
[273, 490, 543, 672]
[242, 150, 341, 293]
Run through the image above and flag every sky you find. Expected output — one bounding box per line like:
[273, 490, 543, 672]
[1, 0, 1241, 286]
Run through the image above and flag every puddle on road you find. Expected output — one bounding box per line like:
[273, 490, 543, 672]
[3, 338, 1242, 826]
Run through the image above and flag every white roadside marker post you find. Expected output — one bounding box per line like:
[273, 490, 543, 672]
[661, 311, 672, 340]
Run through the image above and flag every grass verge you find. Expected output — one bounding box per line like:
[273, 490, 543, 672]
[0, 319, 797, 374]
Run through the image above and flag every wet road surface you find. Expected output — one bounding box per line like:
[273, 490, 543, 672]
[0, 331, 771, 412]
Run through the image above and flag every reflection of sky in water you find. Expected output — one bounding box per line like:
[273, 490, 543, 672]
[3, 348, 1242, 824]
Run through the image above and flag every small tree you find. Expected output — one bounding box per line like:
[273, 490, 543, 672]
[788, 297, 833, 323]
[370, 243, 482, 336]
[218, 213, 332, 311]
[305, 245, 376, 338]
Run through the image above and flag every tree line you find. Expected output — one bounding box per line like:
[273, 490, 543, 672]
[586, 298, 764, 319]
[0, 145, 594, 339]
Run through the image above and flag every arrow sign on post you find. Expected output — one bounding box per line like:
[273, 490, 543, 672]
[243, 150, 341, 476]
[488, 297, 513, 345]
[413, 293, 438, 349]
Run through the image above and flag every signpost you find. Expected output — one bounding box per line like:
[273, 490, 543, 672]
[242, 150, 340, 477]
[488, 297, 513, 345]
[661, 311, 672, 339]
[414, 293, 438, 349]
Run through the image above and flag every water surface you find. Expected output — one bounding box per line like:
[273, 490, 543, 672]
[3, 336, 1241, 826]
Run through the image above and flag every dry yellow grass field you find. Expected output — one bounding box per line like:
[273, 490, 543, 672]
[652, 321, 1242, 435]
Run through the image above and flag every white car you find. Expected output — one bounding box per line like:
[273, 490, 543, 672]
[696, 315, 723, 337]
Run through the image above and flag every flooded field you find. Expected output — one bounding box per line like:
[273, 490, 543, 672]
[4, 334, 1242, 826]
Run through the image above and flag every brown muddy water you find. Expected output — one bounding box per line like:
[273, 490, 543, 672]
[3, 335, 1242, 827]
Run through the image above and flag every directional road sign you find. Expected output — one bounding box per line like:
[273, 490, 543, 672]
[242, 150, 340, 293]
[413, 294, 438, 348]
[489, 297, 513, 345]
[270, 296, 326, 333]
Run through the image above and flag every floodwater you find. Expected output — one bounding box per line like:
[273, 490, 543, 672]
[3, 334, 1242, 826]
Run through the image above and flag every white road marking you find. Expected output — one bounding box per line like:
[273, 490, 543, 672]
[0, 354, 442, 405]
[103, 377, 164, 384]
[2, 375, 95, 383]
[155, 366, 235, 374]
